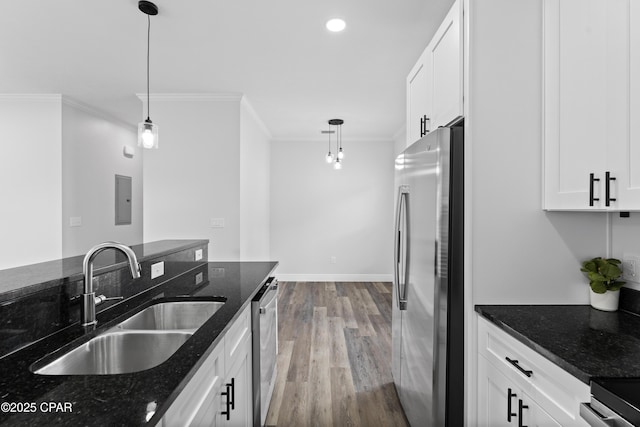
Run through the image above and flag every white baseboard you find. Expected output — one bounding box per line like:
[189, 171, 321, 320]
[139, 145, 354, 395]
[274, 274, 393, 282]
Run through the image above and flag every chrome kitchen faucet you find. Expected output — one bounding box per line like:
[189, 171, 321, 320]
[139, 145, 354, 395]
[81, 242, 141, 327]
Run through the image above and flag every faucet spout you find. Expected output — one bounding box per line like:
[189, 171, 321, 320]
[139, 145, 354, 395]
[81, 242, 141, 327]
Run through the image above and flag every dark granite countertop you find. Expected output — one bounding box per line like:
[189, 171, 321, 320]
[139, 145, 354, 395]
[476, 304, 640, 384]
[0, 261, 278, 426]
[0, 240, 208, 301]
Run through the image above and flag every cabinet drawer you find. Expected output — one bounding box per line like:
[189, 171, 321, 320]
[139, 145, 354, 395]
[163, 341, 225, 426]
[225, 304, 251, 368]
[478, 316, 589, 425]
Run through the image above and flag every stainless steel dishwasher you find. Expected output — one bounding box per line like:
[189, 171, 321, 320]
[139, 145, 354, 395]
[252, 277, 278, 427]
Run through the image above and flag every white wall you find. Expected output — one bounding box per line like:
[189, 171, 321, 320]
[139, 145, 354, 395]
[239, 99, 271, 260]
[270, 138, 394, 281]
[142, 94, 242, 261]
[393, 127, 407, 159]
[468, 0, 607, 305]
[612, 214, 640, 291]
[0, 95, 62, 269]
[61, 100, 142, 257]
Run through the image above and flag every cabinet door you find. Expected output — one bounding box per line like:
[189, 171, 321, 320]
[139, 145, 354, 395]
[223, 330, 252, 427]
[162, 342, 225, 427]
[543, 0, 628, 210]
[478, 355, 565, 427]
[477, 354, 519, 427]
[517, 390, 562, 427]
[617, 0, 640, 209]
[190, 374, 225, 427]
[429, 0, 463, 129]
[406, 49, 432, 147]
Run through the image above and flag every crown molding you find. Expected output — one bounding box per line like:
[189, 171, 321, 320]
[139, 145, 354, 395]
[61, 96, 136, 131]
[240, 96, 272, 139]
[136, 93, 244, 102]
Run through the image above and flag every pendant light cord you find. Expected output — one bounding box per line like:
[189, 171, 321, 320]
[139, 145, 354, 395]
[146, 14, 151, 121]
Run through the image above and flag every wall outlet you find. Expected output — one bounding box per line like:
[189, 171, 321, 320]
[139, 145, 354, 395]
[151, 261, 165, 279]
[195, 249, 203, 261]
[330, 256, 337, 264]
[195, 272, 203, 285]
[69, 216, 82, 227]
[210, 218, 225, 228]
[622, 254, 640, 282]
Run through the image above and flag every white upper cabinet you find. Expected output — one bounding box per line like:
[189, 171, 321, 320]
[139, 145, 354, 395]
[543, 0, 640, 210]
[406, 0, 463, 148]
[429, 0, 463, 129]
[406, 49, 432, 147]
[622, 0, 640, 209]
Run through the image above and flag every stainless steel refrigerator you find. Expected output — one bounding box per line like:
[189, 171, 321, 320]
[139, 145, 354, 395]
[392, 123, 464, 427]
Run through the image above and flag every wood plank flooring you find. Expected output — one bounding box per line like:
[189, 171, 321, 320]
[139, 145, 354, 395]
[265, 282, 409, 427]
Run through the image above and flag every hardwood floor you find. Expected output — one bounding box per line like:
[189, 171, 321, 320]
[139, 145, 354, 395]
[265, 282, 409, 427]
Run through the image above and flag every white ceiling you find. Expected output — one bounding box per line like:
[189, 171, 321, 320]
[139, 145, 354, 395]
[0, 0, 453, 140]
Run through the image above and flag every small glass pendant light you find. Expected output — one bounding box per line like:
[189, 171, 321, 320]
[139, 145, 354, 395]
[138, 118, 158, 149]
[324, 126, 334, 163]
[138, 1, 159, 149]
[325, 151, 334, 163]
[336, 120, 344, 159]
[334, 157, 342, 170]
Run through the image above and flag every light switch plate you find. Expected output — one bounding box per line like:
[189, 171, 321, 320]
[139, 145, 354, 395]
[195, 272, 203, 285]
[195, 249, 203, 261]
[151, 261, 165, 280]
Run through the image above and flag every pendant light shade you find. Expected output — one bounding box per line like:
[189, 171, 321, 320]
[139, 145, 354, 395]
[138, 119, 158, 149]
[325, 151, 334, 163]
[138, 1, 159, 149]
[334, 157, 343, 170]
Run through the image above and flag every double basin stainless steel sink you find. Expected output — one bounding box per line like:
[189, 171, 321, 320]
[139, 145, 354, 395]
[32, 300, 225, 376]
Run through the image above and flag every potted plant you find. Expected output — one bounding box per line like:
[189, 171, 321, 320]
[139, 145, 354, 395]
[580, 257, 625, 311]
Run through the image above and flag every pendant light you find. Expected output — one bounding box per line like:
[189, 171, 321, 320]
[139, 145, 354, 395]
[137, 1, 159, 149]
[334, 157, 343, 170]
[323, 126, 334, 163]
[328, 119, 344, 169]
[336, 121, 344, 160]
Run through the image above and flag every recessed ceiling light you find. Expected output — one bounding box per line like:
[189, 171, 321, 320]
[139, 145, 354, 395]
[326, 18, 346, 32]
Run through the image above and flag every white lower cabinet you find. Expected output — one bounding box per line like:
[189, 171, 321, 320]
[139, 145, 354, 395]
[477, 316, 589, 427]
[161, 305, 253, 427]
[223, 326, 252, 426]
[161, 341, 226, 427]
[478, 354, 561, 427]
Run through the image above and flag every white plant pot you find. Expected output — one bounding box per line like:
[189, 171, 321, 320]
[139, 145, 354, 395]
[590, 289, 620, 312]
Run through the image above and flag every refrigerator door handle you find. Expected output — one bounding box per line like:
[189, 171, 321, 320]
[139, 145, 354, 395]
[394, 186, 409, 310]
[394, 189, 402, 307]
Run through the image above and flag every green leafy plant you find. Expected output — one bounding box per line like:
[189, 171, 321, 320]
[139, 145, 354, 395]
[580, 257, 626, 294]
